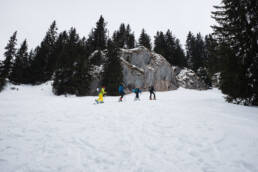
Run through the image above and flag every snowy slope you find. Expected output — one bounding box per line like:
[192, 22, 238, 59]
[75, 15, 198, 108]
[0, 83, 258, 172]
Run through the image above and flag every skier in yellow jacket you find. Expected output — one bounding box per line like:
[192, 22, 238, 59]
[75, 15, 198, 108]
[96, 86, 106, 103]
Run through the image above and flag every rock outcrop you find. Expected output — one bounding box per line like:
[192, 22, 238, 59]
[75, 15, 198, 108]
[174, 67, 208, 90]
[89, 46, 208, 94]
[119, 47, 178, 91]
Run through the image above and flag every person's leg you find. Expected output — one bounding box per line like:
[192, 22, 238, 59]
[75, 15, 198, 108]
[153, 92, 156, 100]
[135, 92, 139, 100]
[149, 92, 152, 100]
[99, 94, 103, 103]
[97, 94, 101, 102]
[119, 93, 123, 101]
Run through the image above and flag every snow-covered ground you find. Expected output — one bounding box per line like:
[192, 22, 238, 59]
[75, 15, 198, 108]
[0, 83, 258, 172]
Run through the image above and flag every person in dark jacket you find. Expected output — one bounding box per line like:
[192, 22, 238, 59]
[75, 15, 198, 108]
[149, 85, 156, 100]
[132, 88, 141, 101]
[118, 84, 125, 102]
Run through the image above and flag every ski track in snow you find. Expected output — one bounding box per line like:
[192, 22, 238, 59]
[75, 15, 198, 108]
[0, 83, 258, 172]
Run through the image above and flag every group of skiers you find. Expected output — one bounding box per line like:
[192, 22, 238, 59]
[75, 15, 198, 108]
[95, 85, 156, 104]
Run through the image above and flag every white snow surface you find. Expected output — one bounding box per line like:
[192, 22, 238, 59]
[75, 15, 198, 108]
[0, 83, 258, 172]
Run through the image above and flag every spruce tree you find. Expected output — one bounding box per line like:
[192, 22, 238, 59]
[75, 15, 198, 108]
[154, 30, 186, 67]
[138, 29, 152, 50]
[195, 33, 205, 69]
[92, 15, 107, 50]
[174, 39, 187, 67]
[126, 24, 135, 49]
[113, 23, 135, 49]
[9, 40, 29, 84]
[185, 32, 206, 71]
[0, 31, 17, 91]
[154, 31, 166, 57]
[212, 0, 258, 105]
[53, 28, 91, 96]
[30, 21, 58, 84]
[204, 34, 220, 75]
[113, 23, 126, 48]
[0, 60, 5, 91]
[102, 39, 123, 96]
[164, 30, 176, 65]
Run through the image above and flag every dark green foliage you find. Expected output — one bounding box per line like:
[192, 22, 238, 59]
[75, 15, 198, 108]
[174, 39, 187, 67]
[30, 21, 58, 84]
[204, 34, 220, 76]
[83, 15, 108, 59]
[9, 40, 31, 84]
[185, 32, 215, 87]
[154, 30, 186, 67]
[219, 44, 250, 104]
[197, 67, 212, 88]
[0, 61, 5, 91]
[102, 39, 123, 96]
[90, 50, 103, 66]
[92, 15, 107, 50]
[185, 32, 206, 71]
[154, 31, 166, 57]
[164, 30, 176, 65]
[52, 28, 91, 96]
[112, 23, 135, 49]
[0, 31, 17, 91]
[212, 0, 258, 105]
[138, 29, 152, 50]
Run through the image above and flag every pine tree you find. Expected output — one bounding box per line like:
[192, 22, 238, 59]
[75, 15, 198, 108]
[197, 67, 212, 88]
[112, 23, 135, 49]
[154, 31, 166, 57]
[9, 40, 29, 84]
[126, 24, 135, 49]
[113, 23, 126, 48]
[0, 60, 5, 91]
[138, 29, 152, 50]
[102, 39, 123, 96]
[53, 28, 91, 96]
[174, 39, 187, 67]
[92, 15, 107, 50]
[212, 0, 258, 105]
[204, 34, 220, 76]
[0, 31, 17, 91]
[185, 31, 196, 69]
[164, 30, 176, 65]
[154, 30, 186, 67]
[30, 21, 58, 84]
[185, 32, 206, 71]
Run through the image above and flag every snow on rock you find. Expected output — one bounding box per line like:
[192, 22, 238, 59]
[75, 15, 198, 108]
[212, 72, 221, 88]
[175, 67, 208, 90]
[1, 83, 258, 172]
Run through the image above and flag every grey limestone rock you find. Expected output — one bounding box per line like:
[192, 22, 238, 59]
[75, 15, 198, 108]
[88, 46, 208, 94]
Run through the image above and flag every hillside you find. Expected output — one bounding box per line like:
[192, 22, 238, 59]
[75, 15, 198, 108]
[0, 83, 258, 172]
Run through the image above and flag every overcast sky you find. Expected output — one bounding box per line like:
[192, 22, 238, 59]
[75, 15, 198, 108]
[0, 0, 221, 59]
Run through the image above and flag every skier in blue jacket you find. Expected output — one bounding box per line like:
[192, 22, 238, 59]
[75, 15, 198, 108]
[132, 88, 141, 101]
[118, 84, 125, 102]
